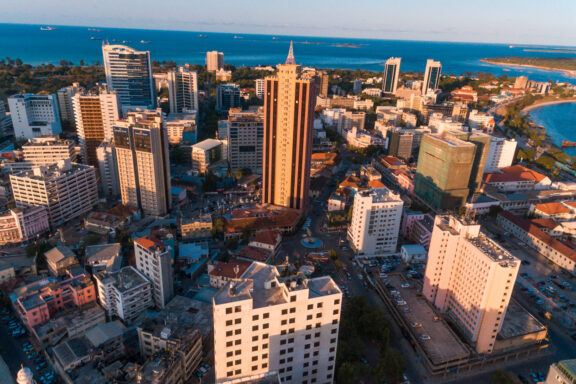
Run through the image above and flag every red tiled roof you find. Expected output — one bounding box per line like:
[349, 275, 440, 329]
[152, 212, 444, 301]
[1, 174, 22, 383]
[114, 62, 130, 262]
[340, 176, 362, 189]
[236, 246, 272, 262]
[532, 218, 560, 231]
[562, 201, 576, 209]
[135, 236, 167, 250]
[209, 259, 252, 278]
[368, 180, 386, 189]
[534, 202, 571, 215]
[484, 165, 547, 184]
[252, 230, 281, 246]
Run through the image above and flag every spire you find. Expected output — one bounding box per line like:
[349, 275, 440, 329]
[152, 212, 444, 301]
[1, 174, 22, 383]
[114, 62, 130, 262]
[285, 41, 296, 65]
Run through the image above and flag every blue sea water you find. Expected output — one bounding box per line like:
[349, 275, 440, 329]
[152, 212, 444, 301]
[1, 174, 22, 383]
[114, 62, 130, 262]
[1, 23, 576, 84]
[528, 103, 576, 156]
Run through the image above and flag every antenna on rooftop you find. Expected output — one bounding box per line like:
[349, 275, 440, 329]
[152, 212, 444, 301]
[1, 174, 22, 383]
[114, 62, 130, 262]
[285, 41, 296, 65]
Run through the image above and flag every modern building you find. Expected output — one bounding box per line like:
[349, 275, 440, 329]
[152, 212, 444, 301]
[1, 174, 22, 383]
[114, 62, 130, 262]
[545, 359, 576, 384]
[422, 215, 520, 354]
[382, 57, 401, 95]
[206, 51, 224, 72]
[113, 109, 171, 216]
[353, 79, 363, 94]
[387, 128, 414, 160]
[72, 88, 121, 166]
[422, 59, 442, 95]
[94, 266, 153, 324]
[21, 135, 76, 166]
[8, 94, 62, 139]
[213, 261, 342, 384]
[135, 236, 174, 309]
[191, 138, 223, 173]
[348, 187, 403, 257]
[262, 42, 318, 211]
[10, 159, 98, 227]
[0, 207, 49, 246]
[165, 112, 197, 145]
[255, 79, 266, 99]
[102, 44, 156, 110]
[414, 134, 476, 210]
[56, 83, 84, 129]
[167, 65, 199, 114]
[216, 83, 241, 112]
[227, 108, 264, 174]
[485, 137, 518, 173]
[45, 245, 79, 277]
[96, 140, 120, 197]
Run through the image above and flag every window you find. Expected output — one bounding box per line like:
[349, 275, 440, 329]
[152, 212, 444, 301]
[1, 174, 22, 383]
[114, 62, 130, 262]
[308, 304, 313, 310]
[227, 361, 233, 367]
[235, 359, 241, 365]
[305, 334, 311, 340]
[226, 330, 233, 337]
[235, 339, 241, 345]
[262, 353, 268, 359]
[235, 369, 241, 375]
[252, 325, 259, 331]
[332, 319, 338, 325]
[334, 299, 340, 305]
[316, 313, 322, 318]
[252, 315, 259, 321]
[317, 303, 323, 308]
[234, 329, 241, 335]
[263, 333, 269, 339]
[234, 318, 241, 324]
[281, 320, 287, 325]
[282, 309, 288, 315]
[226, 308, 232, 314]
[226, 320, 233, 326]
[263, 313, 269, 319]
[314, 332, 320, 338]
[304, 362, 310, 367]
[306, 325, 312, 330]
[333, 309, 339, 315]
[263, 343, 268, 349]
[331, 328, 337, 334]
[235, 306, 241, 313]
[290, 307, 296, 313]
[252, 365, 258, 371]
[262, 363, 268, 369]
[227, 351, 233, 357]
[330, 338, 336, 344]
[235, 350, 241, 355]
[289, 318, 295, 324]
[227, 371, 233, 377]
[290, 296, 296, 302]
[314, 342, 320, 347]
[252, 336, 259, 342]
[226, 341, 233, 347]
[252, 356, 258, 361]
[305, 344, 311, 350]
[307, 314, 313, 320]
[252, 346, 258, 351]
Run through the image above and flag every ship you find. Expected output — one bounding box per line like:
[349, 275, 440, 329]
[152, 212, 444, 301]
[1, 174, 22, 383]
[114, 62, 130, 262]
[40, 26, 56, 31]
[140, 40, 151, 44]
[234, 35, 243, 39]
[90, 36, 102, 40]
[122, 40, 132, 44]
[88, 28, 101, 32]
[198, 34, 207, 38]
[561, 140, 576, 148]
[272, 37, 278, 40]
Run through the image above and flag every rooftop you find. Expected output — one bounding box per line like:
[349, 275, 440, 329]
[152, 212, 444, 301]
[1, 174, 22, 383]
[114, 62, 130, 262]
[251, 230, 281, 246]
[357, 187, 402, 204]
[209, 259, 252, 279]
[135, 236, 168, 252]
[11, 159, 92, 181]
[85, 244, 122, 269]
[484, 164, 548, 184]
[497, 299, 546, 339]
[45, 246, 76, 264]
[534, 202, 572, 215]
[468, 235, 518, 265]
[192, 138, 222, 151]
[96, 266, 150, 293]
[84, 320, 126, 348]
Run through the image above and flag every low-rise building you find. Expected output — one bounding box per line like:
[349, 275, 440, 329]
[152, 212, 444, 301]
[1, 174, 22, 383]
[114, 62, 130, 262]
[401, 211, 434, 249]
[0, 207, 49, 246]
[85, 243, 122, 272]
[180, 215, 212, 241]
[346, 127, 386, 148]
[483, 165, 551, 192]
[165, 113, 197, 145]
[191, 139, 223, 173]
[545, 359, 576, 384]
[45, 246, 80, 277]
[249, 230, 282, 255]
[400, 244, 427, 264]
[208, 259, 252, 288]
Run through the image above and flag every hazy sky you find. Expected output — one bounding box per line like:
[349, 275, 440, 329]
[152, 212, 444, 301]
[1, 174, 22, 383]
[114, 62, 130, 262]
[2, 0, 576, 46]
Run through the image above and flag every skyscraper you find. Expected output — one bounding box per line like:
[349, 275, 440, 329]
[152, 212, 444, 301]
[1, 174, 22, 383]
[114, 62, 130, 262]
[216, 83, 241, 112]
[422, 59, 442, 95]
[262, 42, 318, 211]
[382, 57, 401, 95]
[102, 44, 156, 111]
[206, 51, 224, 72]
[135, 236, 173, 309]
[167, 65, 199, 113]
[227, 108, 264, 174]
[113, 110, 171, 216]
[72, 88, 121, 167]
[414, 134, 476, 210]
[422, 215, 520, 354]
[8, 94, 62, 139]
[56, 82, 84, 129]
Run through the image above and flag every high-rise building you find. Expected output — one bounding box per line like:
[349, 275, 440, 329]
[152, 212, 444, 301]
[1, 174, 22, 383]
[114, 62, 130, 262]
[422, 215, 520, 354]
[255, 79, 266, 99]
[353, 79, 363, 94]
[206, 51, 224, 72]
[382, 57, 401, 95]
[227, 108, 264, 174]
[216, 83, 241, 112]
[485, 137, 518, 173]
[56, 83, 84, 129]
[387, 128, 414, 160]
[262, 43, 318, 211]
[414, 134, 476, 210]
[135, 236, 174, 309]
[514, 76, 529, 89]
[319, 71, 330, 97]
[113, 110, 171, 216]
[167, 65, 199, 114]
[21, 136, 76, 166]
[10, 159, 98, 227]
[544, 359, 576, 384]
[8, 94, 62, 139]
[212, 261, 342, 384]
[348, 187, 403, 257]
[96, 140, 120, 197]
[422, 59, 442, 95]
[191, 139, 223, 173]
[95, 266, 153, 324]
[73, 88, 121, 167]
[102, 44, 156, 110]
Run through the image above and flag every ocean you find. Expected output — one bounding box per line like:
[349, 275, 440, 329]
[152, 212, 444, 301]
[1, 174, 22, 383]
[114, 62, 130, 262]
[528, 103, 576, 156]
[1, 23, 575, 84]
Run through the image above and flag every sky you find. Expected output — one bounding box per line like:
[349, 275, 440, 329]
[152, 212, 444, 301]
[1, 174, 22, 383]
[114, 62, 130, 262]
[2, 0, 576, 46]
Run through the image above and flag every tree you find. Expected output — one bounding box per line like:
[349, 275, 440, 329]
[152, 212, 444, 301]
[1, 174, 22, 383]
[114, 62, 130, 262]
[375, 348, 407, 384]
[490, 369, 521, 384]
[329, 249, 338, 261]
[226, 238, 238, 250]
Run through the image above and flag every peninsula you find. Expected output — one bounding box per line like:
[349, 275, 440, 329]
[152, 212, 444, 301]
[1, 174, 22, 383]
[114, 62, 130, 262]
[482, 57, 576, 77]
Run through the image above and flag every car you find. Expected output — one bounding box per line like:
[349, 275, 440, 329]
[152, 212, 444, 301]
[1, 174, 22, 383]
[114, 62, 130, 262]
[401, 373, 411, 384]
[411, 322, 422, 328]
[34, 357, 45, 364]
[419, 334, 431, 341]
[401, 283, 411, 288]
[522, 260, 531, 265]
[396, 301, 407, 306]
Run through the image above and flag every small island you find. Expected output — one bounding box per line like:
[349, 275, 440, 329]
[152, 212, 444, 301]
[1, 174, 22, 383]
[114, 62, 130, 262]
[482, 56, 576, 76]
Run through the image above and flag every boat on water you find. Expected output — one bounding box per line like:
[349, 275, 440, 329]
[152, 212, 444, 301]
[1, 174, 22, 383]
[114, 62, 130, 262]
[140, 40, 151, 44]
[90, 37, 102, 40]
[272, 37, 278, 40]
[561, 140, 576, 148]
[40, 26, 56, 31]
[122, 40, 132, 44]
[88, 28, 101, 32]
[234, 35, 243, 39]
[198, 34, 207, 38]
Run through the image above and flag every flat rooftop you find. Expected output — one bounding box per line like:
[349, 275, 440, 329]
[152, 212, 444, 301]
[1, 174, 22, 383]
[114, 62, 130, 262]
[469, 235, 518, 265]
[385, 274, 470, 365]
[96, 266, 149, 293]
[357, 187, 402, 204]
[498, 299, 546, 339]
[213, 262, 340, 308]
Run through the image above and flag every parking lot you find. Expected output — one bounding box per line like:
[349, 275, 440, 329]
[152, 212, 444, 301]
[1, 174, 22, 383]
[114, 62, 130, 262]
[0, 306, 56, 384]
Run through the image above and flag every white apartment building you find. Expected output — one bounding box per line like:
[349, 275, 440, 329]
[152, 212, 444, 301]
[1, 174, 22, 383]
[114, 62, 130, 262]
[422, 215, 520, 354]
[95, 266, 153, 324]
[135, 236, 174, 309]
[165, 113, 197, 145]
[0, 207, 50, 246]
[485, 137, 518, 173]
[213, 262, 342, 384]
[191, 139, 223, 173]
[56, 83, 84, 127]
[346, 127, 387, 149]
[96, 140, 120, 197]
[255, 79, 265, 99]
[468, 110, 495, 132]
[227, 108, 264, 174]
[10, 159, 98, 228]
[206, 51, 224, 72]
[21, 135, 76, 167]
[347, 187, 403, 257]
[167, 65, 199, 114]
[8, 94, 62, 139]
[102, 44, 156, 110]
[72, 88, 121, 166]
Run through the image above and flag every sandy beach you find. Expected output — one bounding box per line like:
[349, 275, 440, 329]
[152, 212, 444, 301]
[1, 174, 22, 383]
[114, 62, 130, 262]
[481, 59, 576, 78]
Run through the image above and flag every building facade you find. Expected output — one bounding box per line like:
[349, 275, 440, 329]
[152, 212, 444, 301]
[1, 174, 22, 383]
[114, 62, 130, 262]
[96, 140, 121, 197]
[8, 94, 62, 139]
[56, 83, 84, 129]
[0, 207, 49, 246]
[21, 136, 76, 167]
[191, 139, 223, 173]
[135, 236, 174, 309]
[167, 65, 199, 113]
[485, 137, 517, 173]
[422, 59, 442, 95]
[422, 216, 520, 354]
[213, 261, 342, 384]
[228, 108, 264, 174]
[113, 110, 171, 216]
[206, 51, 224, 72]
[382, 57, 401, 95]
[216, 83, 241, 112]
[262, 43, 318, 211]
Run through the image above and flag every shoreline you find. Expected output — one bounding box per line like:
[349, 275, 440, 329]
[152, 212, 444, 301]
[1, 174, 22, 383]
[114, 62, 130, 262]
[481, 59, 576, 78]
[521, 99, 576, 114]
